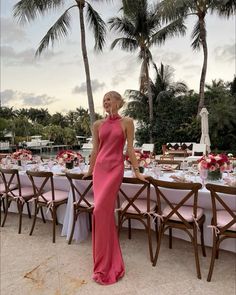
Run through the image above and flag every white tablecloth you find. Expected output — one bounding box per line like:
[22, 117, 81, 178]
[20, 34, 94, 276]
[3, 168, 236, 253]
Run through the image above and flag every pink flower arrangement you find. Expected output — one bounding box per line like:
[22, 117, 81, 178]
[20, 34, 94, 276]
[125, 150, 151, 167]
[11, 149, 32, 161]
[56, 150, 83, 163]
[198, 153, 230, 172]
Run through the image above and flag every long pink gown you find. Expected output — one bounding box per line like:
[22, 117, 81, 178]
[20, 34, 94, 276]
[92, 114, 125, 285]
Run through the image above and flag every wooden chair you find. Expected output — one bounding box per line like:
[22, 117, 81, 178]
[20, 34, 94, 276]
[26, 171, 68, 243]
[148, 177, 206, 279]
[160, 155, 175, 161]
[157, 159, 182, 170]
[206, 183, 236, 282]
[117, 177, 157, 263]
[0, 168, 33, 234]
[65, 173, 94, 244]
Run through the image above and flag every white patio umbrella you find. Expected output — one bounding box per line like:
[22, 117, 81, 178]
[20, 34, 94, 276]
[200, 107, 211, 153]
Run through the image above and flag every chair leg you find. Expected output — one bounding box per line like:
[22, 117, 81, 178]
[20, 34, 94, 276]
[26, 202, 31, 219]
[1, 197, 11, 227]
[207, 233, 218, 282]
[152, 224, 164, 267]
[40, 207, 46, 223]
[192, 227, 201, 279]
[89, 212, 92, 231]
[52, 207, 56, 243]
[147, 217, 153, 262]
[18, 202, 24, 234]
[30, 202, 39, 236]
[68, 207, 77, 245]
[215, 236, 220, 259]
[128, 218, 131, 239]
[169, 227, 172, 249]
[200, 223, 206, 257]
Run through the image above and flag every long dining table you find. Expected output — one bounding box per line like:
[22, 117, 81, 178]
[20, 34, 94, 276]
[3, 165, 236, 253]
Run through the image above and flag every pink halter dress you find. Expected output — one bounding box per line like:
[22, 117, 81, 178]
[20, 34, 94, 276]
[92, 114, 125, 285]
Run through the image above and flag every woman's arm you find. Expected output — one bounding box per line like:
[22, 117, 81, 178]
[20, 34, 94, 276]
[125, 118, 147, 182]
[83, 120, 100, 177]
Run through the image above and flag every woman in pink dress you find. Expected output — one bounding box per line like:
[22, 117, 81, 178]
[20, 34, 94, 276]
[84, 91, 146, 285]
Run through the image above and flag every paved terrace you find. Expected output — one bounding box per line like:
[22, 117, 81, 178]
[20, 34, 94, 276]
[0, 213, 235, 295]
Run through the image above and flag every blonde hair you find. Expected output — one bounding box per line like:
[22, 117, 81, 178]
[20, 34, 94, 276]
[104, 91, 125, 109]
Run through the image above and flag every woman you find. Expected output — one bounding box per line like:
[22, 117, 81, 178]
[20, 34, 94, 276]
[84, 91, 147, 285]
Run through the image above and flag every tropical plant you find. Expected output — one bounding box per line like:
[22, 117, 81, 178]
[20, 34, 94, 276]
[109, 0, 186, 141]
[13, 0, 107, 125]
[159, 0, 236, 115]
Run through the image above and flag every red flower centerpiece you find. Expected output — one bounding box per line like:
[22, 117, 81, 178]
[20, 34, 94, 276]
[11, 149, 32, 165]
[56, 150, 83, 169]
[198, 153, 230, 181]
[125, 150, 151, 173]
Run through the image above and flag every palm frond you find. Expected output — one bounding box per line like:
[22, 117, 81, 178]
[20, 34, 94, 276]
[86, 2, 106, 51]
[151, 18, 186, 46]
[108, 17, 136, 37]
[158, 0, 191, 23]
[216, 0, 236, 17]
[191, 20, 202, 51]
[110, 37, 138, 52]
[35, 8, 73, 56]
[13, 0, 64, 23]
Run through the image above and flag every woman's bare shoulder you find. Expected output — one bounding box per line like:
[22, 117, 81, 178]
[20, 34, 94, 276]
[122, 116, 134, 125]
[93, 119, 105, 128]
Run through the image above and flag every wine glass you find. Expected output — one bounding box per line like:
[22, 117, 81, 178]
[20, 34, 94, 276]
[200, 169, 208, 187]
[48, 158, 54, 171]
[79, 158, 85, 173]
[191, 164, 199, 181]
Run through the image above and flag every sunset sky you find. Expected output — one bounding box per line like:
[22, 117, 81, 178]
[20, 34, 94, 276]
[1, 0, 235, 115]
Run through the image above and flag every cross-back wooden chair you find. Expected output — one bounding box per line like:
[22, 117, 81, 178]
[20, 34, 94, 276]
[0, 168, 33, 234]
[205, 183, 236, 282]
[157, 160, 182, 170]
[0, 174, 7, 222]
[117, 177, 157, 263]
[160, 155, 175, 161]
[26, 171, 68, 243]
[65, 173, 94, 244]
[147, 177, 206, 279]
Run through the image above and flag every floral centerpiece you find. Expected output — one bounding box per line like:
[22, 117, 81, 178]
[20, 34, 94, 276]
[56, 150, 83, 169]
[11, 149, 32, 165]
[125, 150, 151, 173]
[198, 153, 230, 181]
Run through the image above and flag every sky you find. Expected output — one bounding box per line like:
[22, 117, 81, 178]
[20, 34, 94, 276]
[1, 0, 235, 115]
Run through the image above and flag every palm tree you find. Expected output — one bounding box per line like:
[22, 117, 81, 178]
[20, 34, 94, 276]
[109, 0, 186, 142]
[159, 0, 236, 116]
[13, 0, 107, 125]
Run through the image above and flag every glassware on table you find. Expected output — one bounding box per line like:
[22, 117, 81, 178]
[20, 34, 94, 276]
[190, 163, 199, 181]
[153, 165, 162, 178]
[225, 164, 233, 178]
[181, 161, 188, 174]
[79, 158, 86, 173]
[199, 169, 208, 187]
[47, 158, 55, 171]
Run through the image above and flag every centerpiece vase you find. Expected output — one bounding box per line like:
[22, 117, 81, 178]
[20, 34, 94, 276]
[17, 160, 22, 166]
[207, 169, 222, 181]
[139, 166, 144, 173]
[65, 161, 74, 170]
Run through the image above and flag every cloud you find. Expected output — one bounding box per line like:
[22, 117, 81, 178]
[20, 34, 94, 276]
[214, 44, 235, 63]
[1, 17, 28, 43]
[1, 45, 63, 66]
[72, 79, 105, 94]
[182, 65, 201, 72]
[1, 89, 58, 107]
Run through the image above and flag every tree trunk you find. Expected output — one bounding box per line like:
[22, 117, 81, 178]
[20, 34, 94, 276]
[198, 17, 208, 117]
[144, 54, 153, 143]
[77, 2, 96, 126]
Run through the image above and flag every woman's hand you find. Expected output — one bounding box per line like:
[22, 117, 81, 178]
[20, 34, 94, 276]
[82, 171, 92, 179]
[134, 171, 148, 182]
